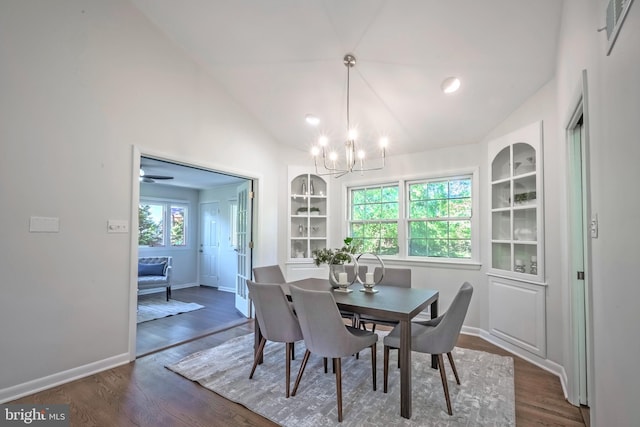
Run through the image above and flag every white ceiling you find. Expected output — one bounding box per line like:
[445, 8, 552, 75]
[132, 0, 563, 180]
[140, 157, 246, 189]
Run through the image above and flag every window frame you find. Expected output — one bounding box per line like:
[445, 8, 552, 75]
[406, 174, 474, 260]
[344, 168, 479, 267]
[139, 197, 191, 250]
[347, 183, 401, 256]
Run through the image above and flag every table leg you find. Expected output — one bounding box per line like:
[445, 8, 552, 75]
[399, 319, 412, 419]
[430, 299, 438, 369]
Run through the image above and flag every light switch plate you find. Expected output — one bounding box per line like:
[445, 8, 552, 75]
[107, 220, 129, 233]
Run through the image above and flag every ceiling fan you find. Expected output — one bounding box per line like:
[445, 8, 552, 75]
[139, 168, 174, 183]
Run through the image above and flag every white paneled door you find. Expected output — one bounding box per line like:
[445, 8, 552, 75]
[199, 202, 219, 287]
[234, 181, 253, 317]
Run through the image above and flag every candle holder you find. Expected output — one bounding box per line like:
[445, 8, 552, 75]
[356, 253, 384, 293]
[328, 251, 358, 293]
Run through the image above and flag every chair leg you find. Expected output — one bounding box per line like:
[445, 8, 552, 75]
[437, 354, 453, 415]
[383, 345, 389, 393]
[335, 357, 343, 422]
[324, 357, 328, 373]
[292, 349, 311, 397]
[446, 352, 460, 385]
[285, 342, 292, 398]
[249, 337, 267, 379]
[371, 343, 377, 391]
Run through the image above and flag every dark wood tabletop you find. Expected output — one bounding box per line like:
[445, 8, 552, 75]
[285, 278, 438, 321]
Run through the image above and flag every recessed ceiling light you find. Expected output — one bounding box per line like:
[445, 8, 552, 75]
[305, 114, 320, 126]
[441, 77, 461, 94]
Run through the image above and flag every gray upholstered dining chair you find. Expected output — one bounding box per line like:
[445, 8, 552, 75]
[383, 282, 473, 415]
[247, 280, 303, 398]
[253, 265, 286, 283]
[339, 264, 367, 327]
[359, 267, 411, 332]
[289, 286, 378, 422]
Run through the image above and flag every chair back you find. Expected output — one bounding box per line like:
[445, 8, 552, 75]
[290, 286, 374, 358]
[247, 280, 302, 343]
[345, 264, 367, 282]
[374, 267, 411, 288]
[416, 282, 473, 354]
[253, 265, 286, 283]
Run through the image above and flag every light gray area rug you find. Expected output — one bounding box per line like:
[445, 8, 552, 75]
[167, 333, 515, 426]
[137, 297, 204, 323]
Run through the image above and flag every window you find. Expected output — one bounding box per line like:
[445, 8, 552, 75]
[407, 177, 472, 259]
[347, 174, 475, 262]
[139, 199, 188, 247]
[349, 184, 399, 255]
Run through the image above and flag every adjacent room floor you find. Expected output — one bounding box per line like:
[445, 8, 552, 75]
[136, 285, 249, 356]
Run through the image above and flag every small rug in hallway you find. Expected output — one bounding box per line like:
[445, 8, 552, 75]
[166, 333, 515, 426]
[137, 297, 204, 323]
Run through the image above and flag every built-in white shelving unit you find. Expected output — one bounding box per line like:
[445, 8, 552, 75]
[488, 121, 547, 358]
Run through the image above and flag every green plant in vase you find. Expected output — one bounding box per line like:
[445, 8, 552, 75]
[312, 237, 359, 266]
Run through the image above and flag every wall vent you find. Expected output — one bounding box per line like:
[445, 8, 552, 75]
[603, 0, 635, 55]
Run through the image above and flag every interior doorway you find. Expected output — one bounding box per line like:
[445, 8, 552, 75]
[566, 70, 593, 410]
[131, 152, 255, 357]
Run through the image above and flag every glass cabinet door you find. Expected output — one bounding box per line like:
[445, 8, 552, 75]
[489, 127, 543, 282]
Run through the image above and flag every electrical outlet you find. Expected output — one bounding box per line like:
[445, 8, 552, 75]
[590, 214, 598, 238]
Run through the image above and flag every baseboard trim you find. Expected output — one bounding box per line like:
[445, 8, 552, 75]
[0, 353, 130, 404]
[461, 326, 568, 399]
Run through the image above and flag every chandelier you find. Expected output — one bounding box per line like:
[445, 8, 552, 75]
[310, 54, 388, 178]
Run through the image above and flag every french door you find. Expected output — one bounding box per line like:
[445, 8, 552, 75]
[234, 180, 253, 317]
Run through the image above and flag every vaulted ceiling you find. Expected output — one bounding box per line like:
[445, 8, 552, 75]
[131, 0, 563, 159]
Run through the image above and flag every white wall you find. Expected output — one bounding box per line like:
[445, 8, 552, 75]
[555, 1, 640, 424]
[0, 0, 284, 400]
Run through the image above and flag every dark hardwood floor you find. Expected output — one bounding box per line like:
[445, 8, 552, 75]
[12, 294, 588, 426]
[136, 286, 249, 356]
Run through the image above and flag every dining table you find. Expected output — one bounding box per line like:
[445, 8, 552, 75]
[252, 277, 439, 420]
